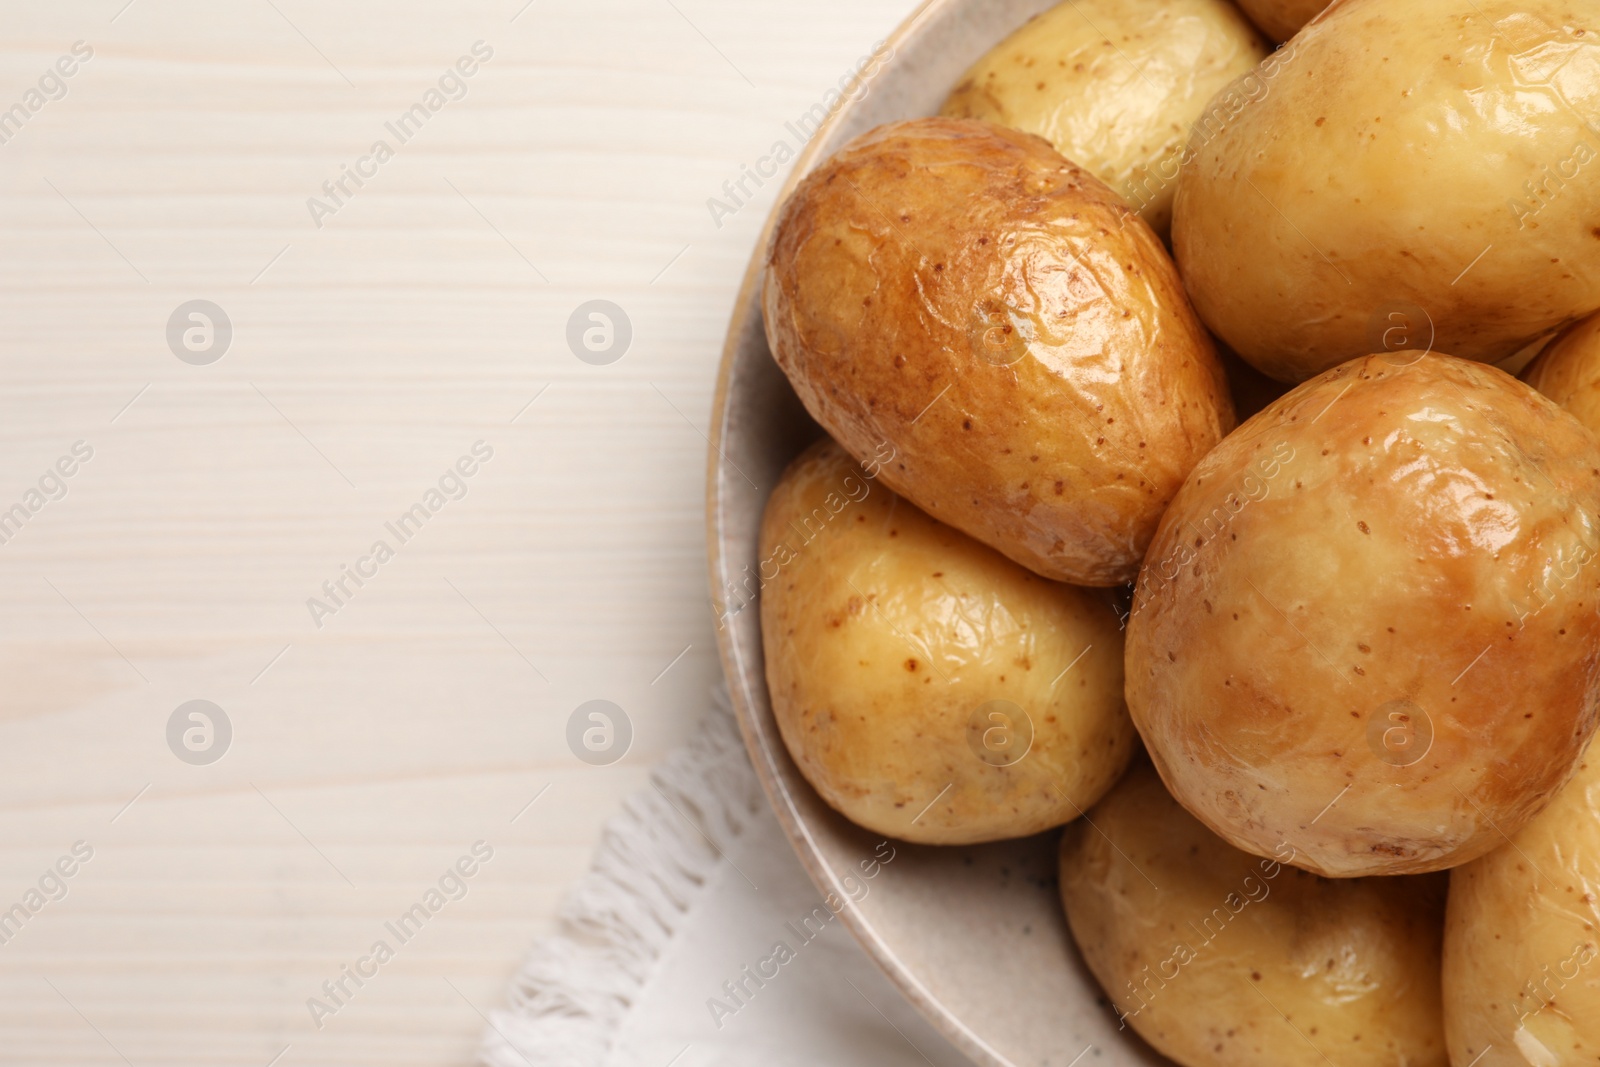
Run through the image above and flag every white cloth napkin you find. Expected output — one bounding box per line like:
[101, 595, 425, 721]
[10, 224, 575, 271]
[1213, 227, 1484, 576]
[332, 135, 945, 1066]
[479, 692, 972, 1067]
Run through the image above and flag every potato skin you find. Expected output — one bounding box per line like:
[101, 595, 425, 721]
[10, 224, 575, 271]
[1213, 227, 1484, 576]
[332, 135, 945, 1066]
[1235, 0, 1329, 41]
[1443, 754, 1600, 1067]
[763, 118, 1234, 587]
[1061, 762, 1448, 1067]
[1126, 354, 1600, 877]
[1524, 310, 1600, 435]
[759, 438, 1135, 845]
[940, 0, 1267, 237]
[1173, 0, 1600, 382]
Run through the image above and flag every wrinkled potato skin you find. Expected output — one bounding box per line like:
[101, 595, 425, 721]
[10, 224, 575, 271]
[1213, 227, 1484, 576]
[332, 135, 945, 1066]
[1173, 0, 1600, 382]
[1235, 0, 1330, 41]
[1126, 355, 1600, 877]
[764, 119, 1235, 587]
[1524, 310, 1600, 434]
[759, 439, 1135, 845]
[1061, 762, 1448, 1067]
[941, 0, 1267, 237]
[1444, 755, 1600, 1067]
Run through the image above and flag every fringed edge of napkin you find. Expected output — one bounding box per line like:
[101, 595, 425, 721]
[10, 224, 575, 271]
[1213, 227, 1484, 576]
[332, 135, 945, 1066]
[480, 685, 764, 1067]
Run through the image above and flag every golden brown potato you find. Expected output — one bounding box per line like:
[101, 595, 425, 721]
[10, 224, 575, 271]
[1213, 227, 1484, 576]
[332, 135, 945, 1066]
[1062, 761, 1448, 1067]
[940, 0, 1267, 237]
[763, 118, 1235, 587]
[1235, 0, 1329, 41]
[1173, 0, 1600, 382]
[1524, 310, 1600, 434]
[1125, 354, 1600, 878]
[1444, 753, 1600, 1067]
[759, 438, 1135, 845]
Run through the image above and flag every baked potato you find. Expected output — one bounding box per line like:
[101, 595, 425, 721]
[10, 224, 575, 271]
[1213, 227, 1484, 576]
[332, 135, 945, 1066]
[1524, 309, 1600, 435]
[759, 438, 1135, 845]
[1125, 354, 1600, 877]
[1235, 0, 1328, 41]
[940, 0, 1268, 238]
[1443, 752, 1600, 1067]
[763, 118, 1235, 587]
[1173, 0, 1600, 382]
[1061, 761, 1448, 1067]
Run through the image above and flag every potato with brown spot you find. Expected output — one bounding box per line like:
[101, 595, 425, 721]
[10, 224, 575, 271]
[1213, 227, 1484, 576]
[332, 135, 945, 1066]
[1173, 0, 1600, 381]
[1126, 354, 1600, 877]
[1523, 309, 1600, 434]
[760, 439, 1134, 845]
[1235, 0, 1330, 41]
[764, 118, 1234, 587]
[1061, 761, 1449, 1067]
[1443, 754, 1600, 1066]
[941, 0, 1267, 237]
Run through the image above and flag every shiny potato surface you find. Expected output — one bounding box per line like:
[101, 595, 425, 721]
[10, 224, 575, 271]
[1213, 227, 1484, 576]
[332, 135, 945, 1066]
[763, 118, 1235, 587]
[1173, 0, 1600, 382]
[1126, 354, 1600, 877]
[1235, 0, 1329, 41]
[940, 0, 1267, 237]
[1524, 309, 1600, 434]
[759, 438, 1134, 845]
[1444, 753, 1600, 1067]
[1061, 762, 1448, 1067]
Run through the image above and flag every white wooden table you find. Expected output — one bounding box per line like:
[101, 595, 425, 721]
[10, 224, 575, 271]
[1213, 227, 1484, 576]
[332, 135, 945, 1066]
[0, 1, 912, 1062]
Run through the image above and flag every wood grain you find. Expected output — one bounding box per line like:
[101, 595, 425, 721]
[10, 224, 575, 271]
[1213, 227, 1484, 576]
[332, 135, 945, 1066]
[0, 0, 913, 1062]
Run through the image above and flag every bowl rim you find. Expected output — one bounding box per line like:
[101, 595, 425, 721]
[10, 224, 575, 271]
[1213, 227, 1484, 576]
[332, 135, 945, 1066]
[701, 2, 1028, 1063]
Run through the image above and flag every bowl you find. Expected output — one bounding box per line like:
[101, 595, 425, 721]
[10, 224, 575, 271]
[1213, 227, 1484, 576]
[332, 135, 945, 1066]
[706, 2, 1174, 1063]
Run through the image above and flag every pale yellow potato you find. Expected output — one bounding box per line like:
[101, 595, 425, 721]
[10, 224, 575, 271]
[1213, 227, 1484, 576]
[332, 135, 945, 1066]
[1235, 0, 1329, 41]
[1062, 762, 1448, 1067]
[940, 0, 1267, 237]
[764, 118, 1235, 587]
[1444, 753, 1600, 1067]
[1126, 355, 1600, 877]
[759, 438, 1135, 845]
[1173, 0, 1600, 382]
[1524, 309, 1600, 434]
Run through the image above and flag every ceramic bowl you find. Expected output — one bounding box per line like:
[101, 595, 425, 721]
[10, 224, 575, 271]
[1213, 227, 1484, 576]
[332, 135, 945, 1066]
[706, 2, 1176, 1063]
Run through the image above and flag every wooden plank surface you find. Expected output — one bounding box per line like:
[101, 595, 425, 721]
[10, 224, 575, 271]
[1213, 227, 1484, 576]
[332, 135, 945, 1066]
[0, 1, 913, 1062]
